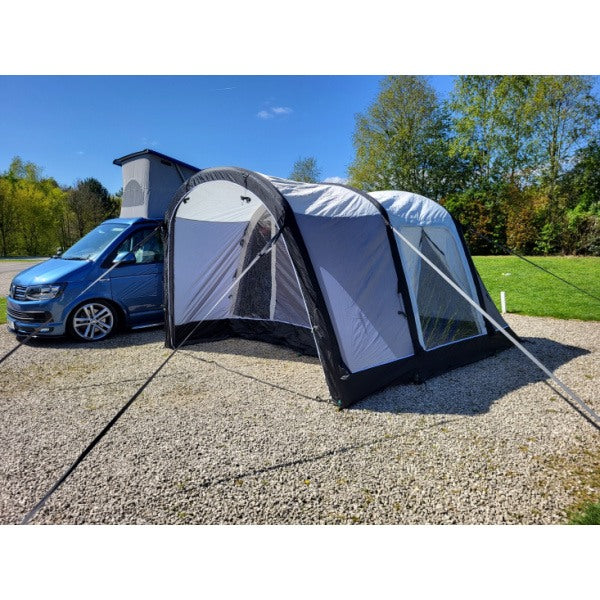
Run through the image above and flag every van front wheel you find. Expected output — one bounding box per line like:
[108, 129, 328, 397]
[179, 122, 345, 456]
[68, 301, 116, 342]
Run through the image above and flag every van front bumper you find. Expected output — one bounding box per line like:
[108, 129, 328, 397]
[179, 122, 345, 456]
[5, 301, 67, 337]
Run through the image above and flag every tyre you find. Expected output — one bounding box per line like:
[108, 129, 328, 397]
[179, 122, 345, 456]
[68, 301, 116, 342]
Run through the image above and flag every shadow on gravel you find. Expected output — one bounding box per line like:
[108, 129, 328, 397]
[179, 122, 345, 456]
[16, 326, 318, 365]
[17, 326, 165, 351]
[182, 337, 320, 365]
[189, 416, 463, 492]
[10, 330, 590, 419]
[179, 335, 589, 417]
[352, 336, 590, 416]
[180, 350, 327, 404]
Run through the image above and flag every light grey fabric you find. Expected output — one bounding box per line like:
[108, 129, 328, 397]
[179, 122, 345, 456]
[295, 213, 414, 372]
[371, 190, 456, 228]
[266, 177, 416, 372]
[172, 176, 416, 373]
[266, 176, 381, 218]
[273, 235, 311, 327]
[173, 218, 246, 325]
[120, 157, 151, 218]
[148, 157, 196, 219]
[375, 189, 483, 321]
[120, 154, 198, 219]
[178, 180, 266, 222]
[173, 180, 313, 329]
[373, 189, 497, 348]
[394, 226, 422, 296]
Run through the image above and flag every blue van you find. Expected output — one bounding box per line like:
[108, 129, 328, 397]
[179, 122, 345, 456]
[6, 149, 200, 342]
[7, 218, 164, 340]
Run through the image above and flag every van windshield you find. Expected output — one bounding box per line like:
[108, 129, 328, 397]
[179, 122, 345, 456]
[61, 223, 129, 260]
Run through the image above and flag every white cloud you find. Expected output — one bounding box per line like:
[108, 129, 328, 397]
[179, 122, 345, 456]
[257, 106, 293, 119]
[324, 176, 348, 185]
[271, 106, 293, 115]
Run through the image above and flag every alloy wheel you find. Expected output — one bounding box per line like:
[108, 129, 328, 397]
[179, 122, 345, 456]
[71, 302, 115, 341]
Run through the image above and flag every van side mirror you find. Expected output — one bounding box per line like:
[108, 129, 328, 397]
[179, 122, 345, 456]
[53, 247, 63, 258]
[113, 251, 137, 266]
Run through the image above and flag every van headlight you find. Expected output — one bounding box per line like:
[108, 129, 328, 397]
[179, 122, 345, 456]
[24, 283, 66, 300]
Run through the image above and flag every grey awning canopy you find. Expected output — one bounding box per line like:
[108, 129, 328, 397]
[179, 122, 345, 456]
[164, 167, 512, 407]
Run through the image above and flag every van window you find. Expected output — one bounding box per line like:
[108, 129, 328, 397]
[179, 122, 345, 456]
[62, 224, 129, 260]
[115, 229, 164, 264]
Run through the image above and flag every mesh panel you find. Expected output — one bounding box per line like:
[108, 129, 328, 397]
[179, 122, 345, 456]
[416, 231, 482, 349]
[273, 235, 311, 327]
[231, 210, 273, 319]
[123, 180, 144, 207]
[225, 207, 310, 327]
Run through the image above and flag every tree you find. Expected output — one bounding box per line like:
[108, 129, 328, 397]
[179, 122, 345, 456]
[561, 137, 600, 212]
[558, 137, 600, 255]
[18, 182, 54, 255]
[0, 157, 72, 256]
[448, 76, 541, 188]
[531, 76, 600, 218]
[443, 189, 497, 253]
[0, 157, 42, 256]
[0, 178, 18, 256]
[290, 157, 321, 183]
[448, 76, 544, 250]
[6, 156, 42, 182]
[494, 76, 540, 185]
[349, 76, 464, 200]
[68, 177, 117, 237]
[449, 76, 506, 189]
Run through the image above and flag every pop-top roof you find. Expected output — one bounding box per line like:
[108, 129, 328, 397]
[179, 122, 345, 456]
[113, 149, 200, 172]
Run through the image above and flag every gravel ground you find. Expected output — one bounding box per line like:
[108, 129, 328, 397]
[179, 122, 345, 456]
[0, 265, 598, 524]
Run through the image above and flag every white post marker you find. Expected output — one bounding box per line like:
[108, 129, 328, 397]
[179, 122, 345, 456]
[500, 291, 507, 314]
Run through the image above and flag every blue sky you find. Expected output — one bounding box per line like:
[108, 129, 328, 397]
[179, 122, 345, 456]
[0, 76, 456, 193]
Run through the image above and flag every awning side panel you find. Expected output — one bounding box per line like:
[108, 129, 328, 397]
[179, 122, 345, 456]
[268, 177, 416, 374]
[173, 217, 246, 325]
[294, 213, 414, 373]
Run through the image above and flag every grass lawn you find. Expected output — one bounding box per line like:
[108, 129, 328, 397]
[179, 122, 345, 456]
[473, 256, 600, 321]
[0, 297, 5, 325]
[569, 502, 600, 525]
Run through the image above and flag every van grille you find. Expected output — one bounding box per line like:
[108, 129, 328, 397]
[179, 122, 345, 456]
[7, 307, 52, 322]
